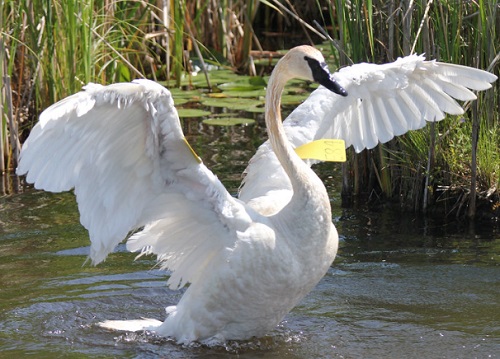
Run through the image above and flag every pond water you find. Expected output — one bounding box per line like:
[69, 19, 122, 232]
[1, 78, 499, 358]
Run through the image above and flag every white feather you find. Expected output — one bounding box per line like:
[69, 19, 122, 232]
[18, 80, 248, 268]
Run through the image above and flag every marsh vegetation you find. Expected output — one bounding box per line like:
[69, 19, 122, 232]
[1, 0, 499, 217]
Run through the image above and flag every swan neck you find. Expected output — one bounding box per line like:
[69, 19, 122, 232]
[264, 51, 333, 252]
[265, 68, 294, 181]
[264, 64, 322, 198]
[265, 77, 286, 150]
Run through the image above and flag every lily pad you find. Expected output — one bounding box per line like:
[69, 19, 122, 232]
[251, 57, 280, 66]
[179, 73, 212, 88]
[280, 94, 308, 106]
[218, 76, 267, 91]
[206, 92, 228, 98]
[203, 117, 256, 126]
[178, 68, 243, 88]
[171, 98, 190, 106]
[168, 88, 202, 99]
[244, 105, 265, 114]
[284, 86, 309, 95]
[221, 89, 266, 98]
[207, 70, 243, 84]
[201, 97, 263, 111]
[177, 108, 212, 118]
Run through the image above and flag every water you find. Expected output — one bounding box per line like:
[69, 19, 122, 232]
[1, 108, 499, 358]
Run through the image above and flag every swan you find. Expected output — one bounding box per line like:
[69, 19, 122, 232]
[16, 45, 347, 344]
[16, 45, 496, 344]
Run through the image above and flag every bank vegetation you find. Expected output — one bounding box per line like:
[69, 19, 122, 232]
[1, 0, 498, 218]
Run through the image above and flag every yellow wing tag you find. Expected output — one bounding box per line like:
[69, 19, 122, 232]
[295, 139, 346, 162]
[183, 137, 202, 163]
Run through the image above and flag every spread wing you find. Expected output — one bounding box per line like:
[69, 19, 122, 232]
[239, 55, 497, 211]
[17, 79, 257, 289]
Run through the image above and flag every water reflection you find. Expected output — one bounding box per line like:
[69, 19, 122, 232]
[337, 206, 499, 266]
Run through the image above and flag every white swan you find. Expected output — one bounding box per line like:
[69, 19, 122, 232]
[16, 46, 496, 344]
[16, 45, 346, 344]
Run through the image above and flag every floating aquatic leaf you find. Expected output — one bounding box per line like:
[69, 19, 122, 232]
[218, 76, 267, 91]
[203, 118, 256, 126]
[201, 97, 262, 110]
[177, 108, 212, 118]
[179, 73, 211, 88]
[245, 105, 265, 114]
[207, 70, 242, 83]
[172, 98, 190, 106]
[221, 89, 266, 98]
[251, 57, 279, 66]
[169, 88, 202, 99]
[280, 94, 308, 106]
[178, 68, 243, 88]
[285, 86, 309, 95]
[206, 93, 228, 98]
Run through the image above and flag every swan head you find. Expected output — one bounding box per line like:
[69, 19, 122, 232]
[283, 45, 348, 97]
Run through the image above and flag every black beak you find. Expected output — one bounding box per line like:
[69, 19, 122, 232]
[305, 56, 348, 97]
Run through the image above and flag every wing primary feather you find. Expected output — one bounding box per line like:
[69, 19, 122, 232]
[421, 78, 464, 115]
[361, 99, 379, 150]
[371, 97, 394, 144]
[435, 63, 497, 90]
[437, 80, 477, 101]
[350, 100, 363, 152]
[398, 91, 424, 130]
[410, 82, 446, 121]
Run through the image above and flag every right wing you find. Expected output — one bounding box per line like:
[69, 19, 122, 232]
[239, 55, 497, 211]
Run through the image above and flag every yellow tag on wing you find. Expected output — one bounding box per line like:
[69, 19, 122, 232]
[183, 137, 202, 163]
[295, 139, 346, 162]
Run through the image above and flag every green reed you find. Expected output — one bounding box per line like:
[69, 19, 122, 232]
[1, 0, 166, 178]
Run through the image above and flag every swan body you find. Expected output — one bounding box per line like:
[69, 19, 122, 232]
[16, 46, 496, 344]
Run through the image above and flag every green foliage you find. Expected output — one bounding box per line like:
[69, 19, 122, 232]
[1, 0, 171, 175]
[443, 116, 500, 190]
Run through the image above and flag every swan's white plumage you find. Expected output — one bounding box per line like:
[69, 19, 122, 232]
[17, 49, 496, 344]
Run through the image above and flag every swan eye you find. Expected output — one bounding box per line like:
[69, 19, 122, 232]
[304, 56, 323, 75]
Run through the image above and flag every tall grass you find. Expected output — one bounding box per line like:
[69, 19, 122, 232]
[1, 1, 164, 176]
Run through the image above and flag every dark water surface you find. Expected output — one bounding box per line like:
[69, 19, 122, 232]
[1, 113, 499, 358]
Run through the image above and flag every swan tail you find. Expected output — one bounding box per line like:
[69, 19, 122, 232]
[98, 318, 163, 332]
